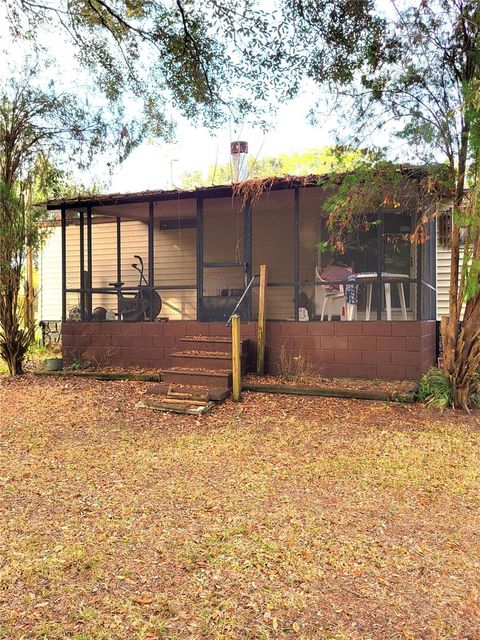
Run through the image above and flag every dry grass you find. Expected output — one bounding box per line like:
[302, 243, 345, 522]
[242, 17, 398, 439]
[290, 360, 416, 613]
[0, 375, 479, 639]
[277, 344, 322, 384]
[232, 175, 315, 209]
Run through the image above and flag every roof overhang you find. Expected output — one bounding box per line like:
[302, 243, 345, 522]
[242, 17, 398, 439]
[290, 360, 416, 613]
[44, 175, 328, 211]
[42, 165, 449, 212]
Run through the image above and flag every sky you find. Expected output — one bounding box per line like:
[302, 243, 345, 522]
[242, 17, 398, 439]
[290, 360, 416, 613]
[108, 94, 336, 192]
[0, 2, 345, 195]
[0, 1, 399, 195]
[110, 0, 400, 192]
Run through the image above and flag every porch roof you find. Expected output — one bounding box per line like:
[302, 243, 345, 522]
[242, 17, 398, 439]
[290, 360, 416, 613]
[43, 165, 443, 211]
[44, 175, 325, 210]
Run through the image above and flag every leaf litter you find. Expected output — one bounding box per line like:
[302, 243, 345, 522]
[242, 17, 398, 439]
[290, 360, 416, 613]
[0, 374, 479, 639]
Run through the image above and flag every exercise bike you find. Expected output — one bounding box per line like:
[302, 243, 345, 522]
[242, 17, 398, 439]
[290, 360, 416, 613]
[109, 255, 162, 321]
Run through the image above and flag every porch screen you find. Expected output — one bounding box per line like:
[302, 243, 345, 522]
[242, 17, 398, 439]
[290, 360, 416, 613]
[252, 190, 294, 320]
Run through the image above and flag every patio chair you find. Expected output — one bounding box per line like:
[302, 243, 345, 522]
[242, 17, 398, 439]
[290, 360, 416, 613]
[315, 265, 353, 321]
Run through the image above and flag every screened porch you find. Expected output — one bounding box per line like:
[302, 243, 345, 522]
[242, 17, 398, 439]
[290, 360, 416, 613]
[54, 183, 436, 324]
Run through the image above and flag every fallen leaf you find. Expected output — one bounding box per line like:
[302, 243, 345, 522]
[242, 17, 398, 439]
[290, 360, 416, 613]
[131, 596, 154, 605]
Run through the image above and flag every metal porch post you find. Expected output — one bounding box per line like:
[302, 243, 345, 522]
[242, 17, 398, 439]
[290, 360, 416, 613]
[116, 216, 121, 320]
[61, 205, 66, 323]
[148, 201, 155, 321]
[116, 216, 121, 283]
[86, 206, 92, 321]
[244, 198, 252, 321]
[294, 188, 300, 321]
[196, 198, 204, 321]
[79, 211, 85, 321]
[376, 212, 384, 321]
[416, 234, 422, 321]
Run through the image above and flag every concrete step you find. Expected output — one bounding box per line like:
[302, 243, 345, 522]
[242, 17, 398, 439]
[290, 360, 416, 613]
[162, 367, 232, 390]
[179, 335, 249, 354]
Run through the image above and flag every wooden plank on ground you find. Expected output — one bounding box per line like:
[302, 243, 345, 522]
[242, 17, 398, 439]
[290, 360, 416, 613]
[34, 371, 162, 382]
[154, 397, 208, 407]
[167, 386, 209, 401]
[242, 383, 415, 403]
[136, 399, 215, 414]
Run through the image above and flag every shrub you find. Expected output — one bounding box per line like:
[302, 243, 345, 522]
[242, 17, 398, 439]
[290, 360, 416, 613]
[416, 368, 454, 411]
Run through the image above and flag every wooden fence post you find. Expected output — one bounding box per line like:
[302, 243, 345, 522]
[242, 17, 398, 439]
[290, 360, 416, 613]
[256, 264, 267, 375]
[232, 314, 242, 401]
[25, 184, 35, 330]
[26, 246, 34, 330]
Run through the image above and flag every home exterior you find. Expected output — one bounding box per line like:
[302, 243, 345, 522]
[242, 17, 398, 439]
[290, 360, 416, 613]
[40, 173, 439, 380]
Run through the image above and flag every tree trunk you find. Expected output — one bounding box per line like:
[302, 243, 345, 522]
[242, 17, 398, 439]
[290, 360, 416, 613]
[440, 117, 475, 409]
[442, 296, 480, 410]
[453, 383, 470, 410]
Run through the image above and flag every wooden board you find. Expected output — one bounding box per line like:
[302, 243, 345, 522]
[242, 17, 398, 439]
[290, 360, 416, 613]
[242, 383, 415, 403]
[136, 399, 215, 415]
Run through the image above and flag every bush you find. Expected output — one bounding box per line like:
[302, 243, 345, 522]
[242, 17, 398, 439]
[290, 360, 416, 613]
[416, 368, 454, 411]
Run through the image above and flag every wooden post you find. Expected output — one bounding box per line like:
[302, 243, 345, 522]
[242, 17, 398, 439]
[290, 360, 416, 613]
[25, 184, 34, 330]
[26, 246, 34, 329]
[232, 314, 242, 401]
[256, 264, 267, 375]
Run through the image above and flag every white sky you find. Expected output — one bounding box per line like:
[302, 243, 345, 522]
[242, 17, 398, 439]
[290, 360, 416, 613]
[108, 95, 336, 192]
[1, 1, 398, 194]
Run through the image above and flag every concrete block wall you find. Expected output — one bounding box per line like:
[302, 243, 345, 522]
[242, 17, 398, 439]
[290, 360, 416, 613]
[62, 320, 437, 380]
[263, 321, 436, 380]
[62, 321, 258, 371]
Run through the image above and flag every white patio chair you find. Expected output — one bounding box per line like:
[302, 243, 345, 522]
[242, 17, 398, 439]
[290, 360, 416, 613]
[315, 265, 353, 321]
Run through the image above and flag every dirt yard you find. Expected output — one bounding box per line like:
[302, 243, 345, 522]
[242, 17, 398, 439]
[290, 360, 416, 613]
[0, 375, 479, 639]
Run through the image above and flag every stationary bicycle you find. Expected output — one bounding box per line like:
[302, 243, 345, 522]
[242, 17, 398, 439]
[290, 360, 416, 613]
[109, 255, 162, 321]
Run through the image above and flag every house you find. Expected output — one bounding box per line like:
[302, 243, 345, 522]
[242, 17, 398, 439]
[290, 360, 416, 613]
[39, 169, 440, 382]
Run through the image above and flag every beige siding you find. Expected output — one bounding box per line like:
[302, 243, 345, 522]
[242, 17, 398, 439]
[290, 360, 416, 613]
[39, 226, 62, 320]
[435, 201, 465, 321]
[436, 240, 452, 319]
[203, 197, 245, 292]
[155, 228, 196, 286]
[299, 187, 326, 284]
[251, 286, 295, 321]
[155, 226, 196, 320]
[436, 240, 465, 320]
[156, 289, 196, 320]
[252, 191, 295, 281]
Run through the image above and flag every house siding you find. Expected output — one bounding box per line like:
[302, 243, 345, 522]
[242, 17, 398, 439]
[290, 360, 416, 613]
[435, 224, 464, 320]
[39, 227, 63, 321]
[436, 241, 454, 319]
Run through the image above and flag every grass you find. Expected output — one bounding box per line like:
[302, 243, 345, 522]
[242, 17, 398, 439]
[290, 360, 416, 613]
[0, 376, 479, 639]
